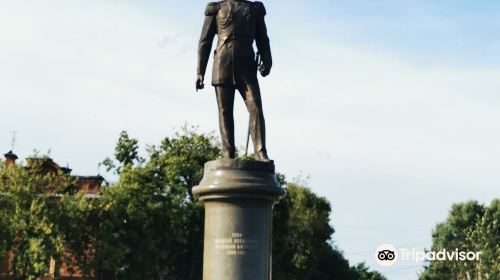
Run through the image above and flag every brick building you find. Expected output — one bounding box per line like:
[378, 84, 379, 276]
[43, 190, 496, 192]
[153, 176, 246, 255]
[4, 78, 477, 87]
[0, 151, 112, 280]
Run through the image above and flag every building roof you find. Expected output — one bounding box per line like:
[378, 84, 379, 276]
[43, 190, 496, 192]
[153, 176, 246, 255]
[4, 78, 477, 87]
[4, 151, 18, 160]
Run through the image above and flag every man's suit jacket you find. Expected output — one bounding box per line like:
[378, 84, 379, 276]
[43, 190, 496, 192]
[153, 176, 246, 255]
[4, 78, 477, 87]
[197, 0, 272, 86]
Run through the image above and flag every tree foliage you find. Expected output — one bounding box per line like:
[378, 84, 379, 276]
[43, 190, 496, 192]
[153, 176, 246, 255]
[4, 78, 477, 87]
[273, 179, 386, 280]
[1, 129, 385, 280]
[101, 131, 143, 174]
[420, 200, 500, 280]
[93, 128, 220, 280]
[95, 129, 385, 279]
[470, 200, 500, 279]
[0, 159, 92, 279]
[351, 262, 388, 280]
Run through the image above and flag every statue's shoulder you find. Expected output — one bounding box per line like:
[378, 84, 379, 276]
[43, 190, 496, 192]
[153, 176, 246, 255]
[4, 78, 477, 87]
[251, 1, 266, 16]
[205, 1, 223, 16]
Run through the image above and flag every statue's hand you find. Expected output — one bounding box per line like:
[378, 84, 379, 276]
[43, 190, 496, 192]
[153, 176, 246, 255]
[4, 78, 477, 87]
[196, 74, 205, 91]
[259, 64, 271, 77]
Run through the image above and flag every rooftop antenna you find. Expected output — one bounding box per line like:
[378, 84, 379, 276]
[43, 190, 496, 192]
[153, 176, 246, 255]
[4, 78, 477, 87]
[10, 130, 18, 151]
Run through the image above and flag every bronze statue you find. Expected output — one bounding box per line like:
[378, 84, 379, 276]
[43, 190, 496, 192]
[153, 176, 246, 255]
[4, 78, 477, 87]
[196, 0, 272, 161]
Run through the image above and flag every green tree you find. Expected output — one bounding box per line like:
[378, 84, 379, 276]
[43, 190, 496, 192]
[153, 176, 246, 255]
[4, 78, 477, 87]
[272, 179, 385, 280]
[96, 129, 386, 280]
[420, 200, 499, 280]
[0, 158, 89, 279]
[467, 199, 500, 280]
[1, 129, 386, 280]
[94, 128, 220, 279]
[58, 191, 100, 277]
[101, 130, 143, 174]
[351, 262, 387, 280]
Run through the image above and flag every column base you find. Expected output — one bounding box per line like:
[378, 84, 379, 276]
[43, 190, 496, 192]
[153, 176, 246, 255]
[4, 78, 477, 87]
[193, 159, 286, 280]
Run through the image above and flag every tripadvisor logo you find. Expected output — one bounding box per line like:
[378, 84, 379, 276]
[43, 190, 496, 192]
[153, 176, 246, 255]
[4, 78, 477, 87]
[375, 244, 482, 267]
[375, 244, 398, 267]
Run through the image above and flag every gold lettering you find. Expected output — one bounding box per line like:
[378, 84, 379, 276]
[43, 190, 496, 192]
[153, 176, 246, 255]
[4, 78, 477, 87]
[215, 233, 260, 254]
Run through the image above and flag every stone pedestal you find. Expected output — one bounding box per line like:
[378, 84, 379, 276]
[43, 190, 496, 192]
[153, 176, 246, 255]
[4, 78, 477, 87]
[192, 159, 286, 280]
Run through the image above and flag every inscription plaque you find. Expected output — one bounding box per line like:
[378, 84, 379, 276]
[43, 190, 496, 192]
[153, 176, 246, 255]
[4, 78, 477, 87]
[214, 232, 259, 256]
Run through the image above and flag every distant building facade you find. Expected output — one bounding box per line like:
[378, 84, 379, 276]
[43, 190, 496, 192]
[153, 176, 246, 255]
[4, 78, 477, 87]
[0, 151, 112, 280]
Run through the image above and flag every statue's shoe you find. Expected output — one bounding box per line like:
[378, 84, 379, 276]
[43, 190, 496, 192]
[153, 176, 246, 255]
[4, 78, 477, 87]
[223, 150, 236, 159]
[257, 150, 271, 162]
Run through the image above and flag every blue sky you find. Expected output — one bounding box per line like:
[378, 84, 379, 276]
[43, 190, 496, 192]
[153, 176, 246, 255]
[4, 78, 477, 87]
[1, 1, 499, 279]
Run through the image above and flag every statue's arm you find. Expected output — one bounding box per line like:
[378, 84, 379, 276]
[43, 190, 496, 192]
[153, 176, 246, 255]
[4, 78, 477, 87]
[197, 4, 218, 78]
[254, 2, 272, 76]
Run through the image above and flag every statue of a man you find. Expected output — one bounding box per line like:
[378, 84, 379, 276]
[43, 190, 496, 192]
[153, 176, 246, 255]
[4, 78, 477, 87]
[196, 0, 272, 161]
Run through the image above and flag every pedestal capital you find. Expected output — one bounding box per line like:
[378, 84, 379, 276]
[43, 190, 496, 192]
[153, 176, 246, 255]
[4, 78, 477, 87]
[192, 159, 286, 203]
